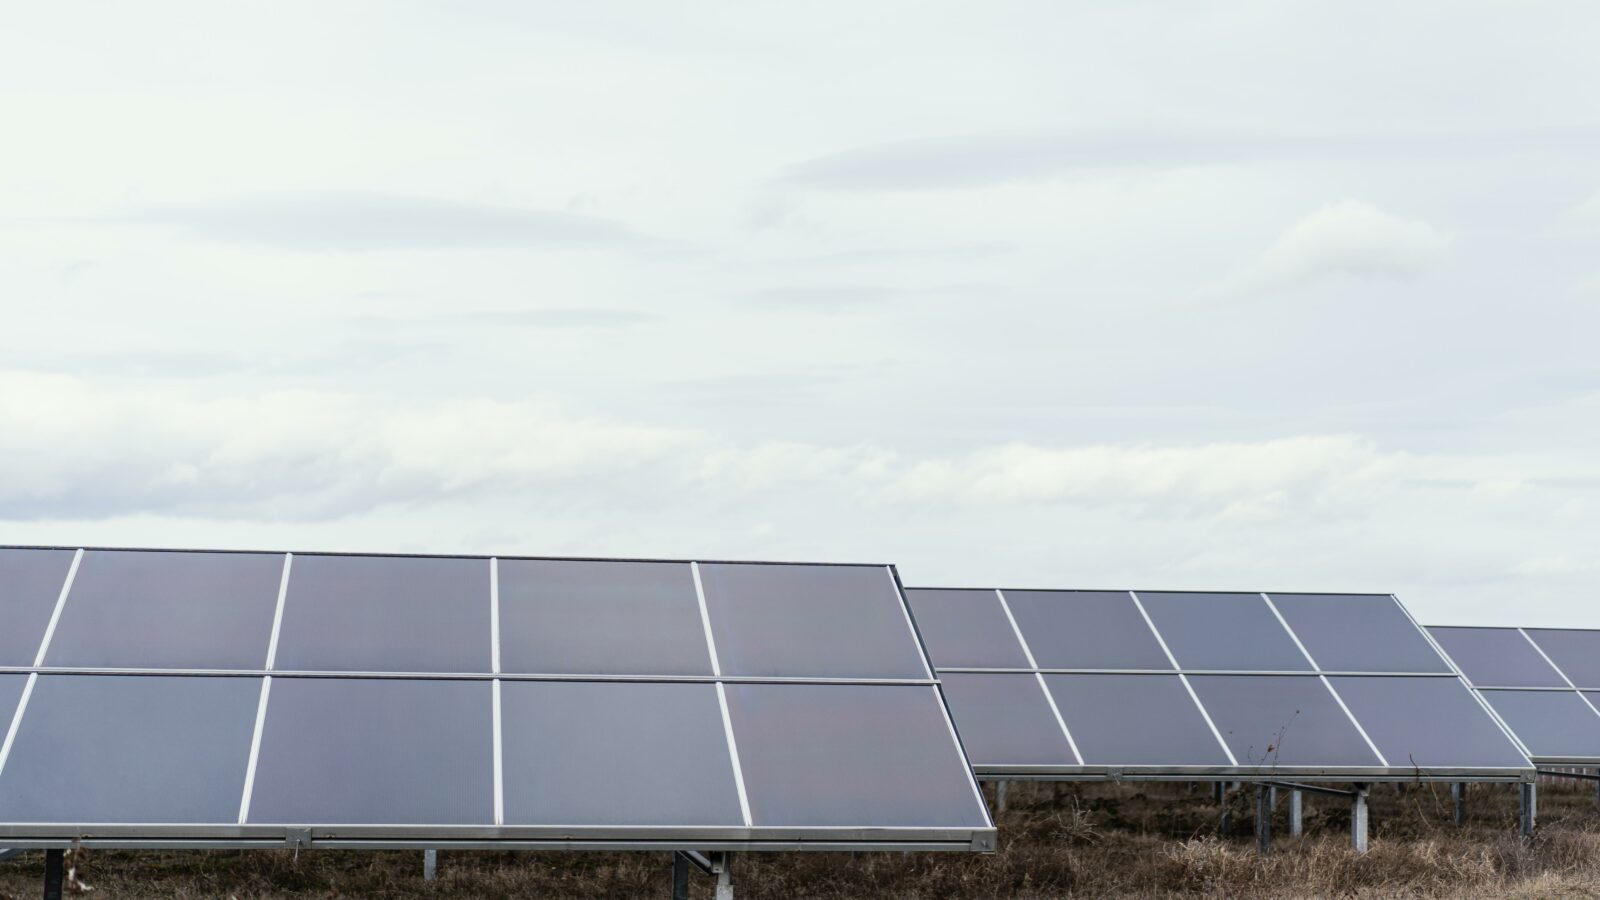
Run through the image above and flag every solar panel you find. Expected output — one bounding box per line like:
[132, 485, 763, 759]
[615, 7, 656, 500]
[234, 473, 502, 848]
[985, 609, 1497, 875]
[0, 549, 74, 666]
[1522, 629, 1600, 689]
[1044, 674, 1232, 767]
[700, 563, 929, 679]
[500, 681, 743, 826]
[1430, 626, 1600, 765]
[903, 590, 1029, 669]
[1326, 677, 1531, 769]
[1138, 592, 1314, 671]
[1270, 594, 1449, 673]
[910, 587, 1532, 782]
[1475, 690, 1600, 763]
[0, 547, 993, 853]
[1186, 675, 1381, 768]
[497, 559, 713, 676]
[246, 677, 496, 826]
[1426, 627, 1566, 688]
[937, 673, 1076, 767]
[721, 683, 990, 828]
[272, 554, 492, 673]
[1005, 591, 1171, 669]
[45, 550, 282, 669]
[0, 675, 258, 824]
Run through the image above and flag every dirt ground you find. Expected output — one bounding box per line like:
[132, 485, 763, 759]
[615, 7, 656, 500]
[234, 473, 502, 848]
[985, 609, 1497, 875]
[4, 778, 1600, 899]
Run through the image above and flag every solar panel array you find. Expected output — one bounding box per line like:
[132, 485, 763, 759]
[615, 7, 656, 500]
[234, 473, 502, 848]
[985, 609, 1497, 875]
[0, 547, 994, 850]
[906, 589, 1533, 780]
[1428, 626, 1600, 765]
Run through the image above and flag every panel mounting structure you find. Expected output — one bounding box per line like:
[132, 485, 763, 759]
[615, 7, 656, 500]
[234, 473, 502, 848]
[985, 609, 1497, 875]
[906, 588, 1533, 784]
[1428, 625, 1600, 766]
[0, 546, 995, 851]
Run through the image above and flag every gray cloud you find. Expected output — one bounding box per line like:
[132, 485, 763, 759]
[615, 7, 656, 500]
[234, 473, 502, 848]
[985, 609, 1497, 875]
[781, 126, 1600, 191]
[448, 308, 661, 328]
[742, 282, 1008, 311]
[121, 191, 655, 252]
[780, 242, 1015, 266]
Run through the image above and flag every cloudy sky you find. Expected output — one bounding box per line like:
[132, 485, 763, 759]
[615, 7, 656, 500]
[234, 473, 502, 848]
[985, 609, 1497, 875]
[3, 2, 1598, 625]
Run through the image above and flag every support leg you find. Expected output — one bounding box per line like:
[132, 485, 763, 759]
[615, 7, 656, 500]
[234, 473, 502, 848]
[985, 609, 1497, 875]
[1254, 784, 1272, 854]
[1289, 789, 1303, 838]
[1520, 782, 1537, 837]
[713, 852, 734, 900]
[1218, 783, 1232, 835]
[423, 849, 437, 881]
[672, 852, 690, 900]
[44, 849, 63, 900]
[1594, 768, 1599, 808]
[996, 779, 1008, 814]
[1212, 781, 1224, 803]
[1452, 783, 1466, 827]
[1350, 784, 1369, 854]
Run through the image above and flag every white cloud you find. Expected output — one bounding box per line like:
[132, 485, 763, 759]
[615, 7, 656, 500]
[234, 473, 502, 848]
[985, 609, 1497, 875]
[1223, 200, 1449, 297]
[0, 370, 696, 521]
[887, 436, 1405, 517]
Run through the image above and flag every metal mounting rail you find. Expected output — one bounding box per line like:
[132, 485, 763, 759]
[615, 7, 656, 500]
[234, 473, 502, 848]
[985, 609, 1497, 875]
[1250, 781, 1356, 799]
[1537, 769, 1600, 782]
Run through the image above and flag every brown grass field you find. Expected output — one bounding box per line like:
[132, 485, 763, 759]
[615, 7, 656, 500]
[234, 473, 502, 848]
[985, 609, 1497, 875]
[4, 778, 1600, 899]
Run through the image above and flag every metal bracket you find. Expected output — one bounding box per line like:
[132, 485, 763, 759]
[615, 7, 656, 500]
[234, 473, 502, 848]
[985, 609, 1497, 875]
[1106, 768, 1125, 782]
[1538, 769, 1600, 782]
[285, 828, 313, 850]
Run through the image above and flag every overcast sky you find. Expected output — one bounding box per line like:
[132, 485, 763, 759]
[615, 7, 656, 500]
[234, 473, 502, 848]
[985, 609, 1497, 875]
[3, 2, 1598, 625]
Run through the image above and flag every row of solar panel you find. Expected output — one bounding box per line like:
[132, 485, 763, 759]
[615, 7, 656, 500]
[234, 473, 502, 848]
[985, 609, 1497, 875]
[1430, 627, 1600, 765]
[906, 589, 1448, 674]
[0, 549, 929, 678]
[0, 674, 987, 829]
[937, 672, 1528, 771]
[902, 590, 1529, 773]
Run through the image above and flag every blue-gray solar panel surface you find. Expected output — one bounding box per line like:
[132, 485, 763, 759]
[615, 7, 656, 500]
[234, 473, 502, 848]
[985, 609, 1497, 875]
[0, 549, 75, 666]
[1136, 592, 1313, 671]
[497, 558, 712, 676]
[1477, 690, 1600, 763]
[1043, 674, 1231, 766]
[1269, 594, 1449, 673]
[0, 675, 259, 823]
[723, 683, 989, 828]
[0, 547, 992, 850]
[1007, 590, 1172, 670]
[903, 589, 1029, 669]
[1423, 627, 1600, 764]
[272, 554, 491, 673]
[909, 585, 1534, 780]
[701, 563, 929, 679]
[1427, 627, 1566, 688]
[1523, 629, 1600, 689]
[46, 550, 283, 670]
[937, 673, 1075, 767]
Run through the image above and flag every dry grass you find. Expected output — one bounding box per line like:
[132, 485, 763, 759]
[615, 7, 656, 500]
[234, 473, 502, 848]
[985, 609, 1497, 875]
[3, 779, 1600, 899]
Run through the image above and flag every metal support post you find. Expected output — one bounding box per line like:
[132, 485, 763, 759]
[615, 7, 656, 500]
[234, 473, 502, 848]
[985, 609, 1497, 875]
[996, 779, 1008, 813]
[423, 849, 437, 881]
[1254, 784, 1272, 854]
[1350, 784, 1369, 854]
[1594, 768, 1599, 807]
[1212, 781, 1224, 803]
[1289, 789, 1303, 837]
[1452, 783, 1466, 826]
[1520, 782, 1536, 836]
[672, 852, 691, 900]
[1219, 783, 1232, 834]
[43, 849, 63, 900]
[713, 851, 734, 900]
